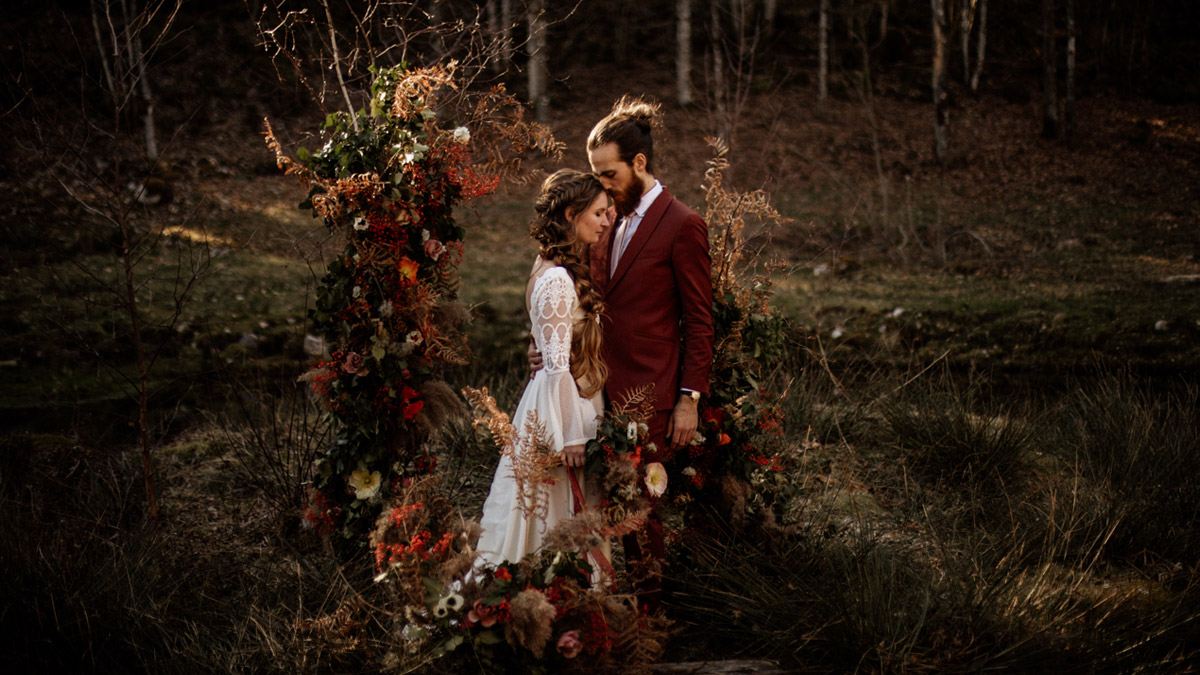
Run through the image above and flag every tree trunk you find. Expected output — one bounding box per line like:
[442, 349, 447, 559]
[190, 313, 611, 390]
[1065, 0, 1076, 144]
[526, 0, 548, 124]
[710, 0, 727, 134]
[677, 0, 694, 105]
[131, 18, 158, 161]
[818, 0, 829, 106]
[961, 0, 974, 84]
[970, 0, 987, 92]
[501, 0, 514, 65]
[1041, 0, 1059, 139]
[932, 0, 948, 162]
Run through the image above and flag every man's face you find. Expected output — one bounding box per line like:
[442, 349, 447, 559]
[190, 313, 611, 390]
[588, 142, 646, 218]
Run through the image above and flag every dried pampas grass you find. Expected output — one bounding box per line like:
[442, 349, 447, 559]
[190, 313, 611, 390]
[505, 588, 557, 657]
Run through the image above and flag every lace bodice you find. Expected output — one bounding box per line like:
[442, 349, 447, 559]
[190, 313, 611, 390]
[530, 265, 581, 374]
[525, 260, 597, 452]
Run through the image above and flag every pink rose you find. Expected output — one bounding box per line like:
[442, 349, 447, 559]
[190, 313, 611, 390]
[423, 237, 445, 261]
[556, 630, 582, 659]
[341, 351, 369, 376]
[467, 599, 497, 628]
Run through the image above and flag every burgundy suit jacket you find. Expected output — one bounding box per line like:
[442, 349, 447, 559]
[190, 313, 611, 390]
[589, 187, 714, 412]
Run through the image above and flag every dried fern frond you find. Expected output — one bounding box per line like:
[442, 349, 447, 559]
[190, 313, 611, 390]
[611, 384, 655, 423]
[609, 609, 673, 674]
[389, 64, 459, 121]
[462, 386, 514, 450]
[461, 84, 564, 185]
[601, 505, 650, 539]
[508, 413, 561, 521]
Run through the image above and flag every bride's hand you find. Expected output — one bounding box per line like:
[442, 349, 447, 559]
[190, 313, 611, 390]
[561, 444, 586, 468]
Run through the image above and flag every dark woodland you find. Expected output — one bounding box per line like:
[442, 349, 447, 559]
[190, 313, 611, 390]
[2, 0, 1199, 672]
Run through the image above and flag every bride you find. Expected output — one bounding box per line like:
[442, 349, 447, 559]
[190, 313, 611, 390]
[475, 169, 612, 569]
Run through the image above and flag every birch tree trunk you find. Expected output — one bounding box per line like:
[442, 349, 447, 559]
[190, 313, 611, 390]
[1042, 0, 1059, 138]
[1065, 0, 1076, 144]
[818, 0, 829, 106]
[527, 0, 549, 123]
[932, 0, 948, 162]
[677, 0, 694, 105]
[970, 0, 987, 92]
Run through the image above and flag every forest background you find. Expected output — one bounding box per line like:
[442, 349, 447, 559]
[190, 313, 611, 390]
[2, 0, 1199, 672]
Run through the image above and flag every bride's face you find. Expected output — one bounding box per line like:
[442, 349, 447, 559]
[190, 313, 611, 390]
[570, 192, 611, 245]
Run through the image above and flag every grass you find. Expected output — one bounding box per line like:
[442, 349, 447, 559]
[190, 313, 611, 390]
[3, 85, 1200, 673]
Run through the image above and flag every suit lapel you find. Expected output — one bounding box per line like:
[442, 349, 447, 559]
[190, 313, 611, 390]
[589, 226, 613, 293]
[608, 189, 672, 291]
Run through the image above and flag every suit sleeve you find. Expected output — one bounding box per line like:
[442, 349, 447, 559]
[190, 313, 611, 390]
[672, 211, 715, 395]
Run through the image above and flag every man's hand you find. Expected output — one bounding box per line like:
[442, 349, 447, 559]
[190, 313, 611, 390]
[666, 394, 699, 451]
[562, 443, 586, 468]
[527, 338, 543, 378]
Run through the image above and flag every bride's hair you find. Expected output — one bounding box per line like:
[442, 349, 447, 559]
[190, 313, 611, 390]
[531, 169, 608, 398]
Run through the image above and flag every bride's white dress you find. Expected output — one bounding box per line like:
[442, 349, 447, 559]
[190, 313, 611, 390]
[475, 259, 605, 567]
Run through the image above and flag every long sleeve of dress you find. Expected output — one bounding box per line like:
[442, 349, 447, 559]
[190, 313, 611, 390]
[531, 268, 589, 450]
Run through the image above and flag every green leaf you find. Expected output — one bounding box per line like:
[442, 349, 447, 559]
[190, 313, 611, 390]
[476, 629, 503, 646]
[372, 346, 386, 361]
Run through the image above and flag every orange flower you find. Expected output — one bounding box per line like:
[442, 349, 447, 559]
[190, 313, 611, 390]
[397, 257, 419, 284]
[717, 433, 732, 446]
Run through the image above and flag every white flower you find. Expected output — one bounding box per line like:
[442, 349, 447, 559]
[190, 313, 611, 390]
[406, 330, 424, 346]
[352, 285, 361, 299]
[637, 422, 649, 436]
[644, 462, 668, 498]
[682, 466, 697, 477]
[690, 432, 705, 446]
[626, 421, 638, 441]
[421, 228, 431, 242]
[353, 215, 368, 231]
[379, 300, 395, 318]
[452, 126, 470, 143]
[348, 465, 382, 500]
[831, 327, 844, 339]
[403, 142, 430, 164]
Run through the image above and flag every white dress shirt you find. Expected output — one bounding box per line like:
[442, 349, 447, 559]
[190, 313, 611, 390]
[610, 180, 664, 272]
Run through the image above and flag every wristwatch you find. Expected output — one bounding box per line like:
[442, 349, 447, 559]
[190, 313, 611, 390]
[681, 389, 700, 403]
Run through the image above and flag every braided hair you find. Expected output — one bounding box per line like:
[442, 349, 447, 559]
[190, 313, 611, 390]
[531, 169, 608, 398]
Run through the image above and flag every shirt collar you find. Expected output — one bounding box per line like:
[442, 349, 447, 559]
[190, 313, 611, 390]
[632, 180, 664, 219]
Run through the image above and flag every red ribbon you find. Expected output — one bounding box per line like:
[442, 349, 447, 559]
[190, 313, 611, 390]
[567, 468, 618, 585]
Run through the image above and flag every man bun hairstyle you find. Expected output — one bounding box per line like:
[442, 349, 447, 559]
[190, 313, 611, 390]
[587, 95, 662, 174]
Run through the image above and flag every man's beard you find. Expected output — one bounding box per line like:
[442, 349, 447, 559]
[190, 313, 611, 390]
[612, 172, 646, 217]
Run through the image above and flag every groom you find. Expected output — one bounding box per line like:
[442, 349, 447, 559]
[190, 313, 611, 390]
[587, 96, 714, 611]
